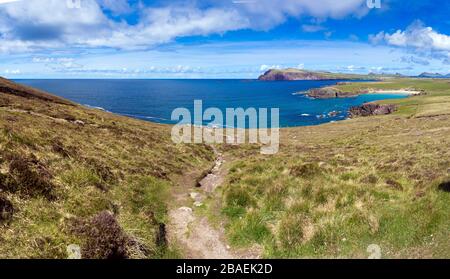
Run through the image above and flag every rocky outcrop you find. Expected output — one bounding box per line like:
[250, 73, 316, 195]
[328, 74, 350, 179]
[349, 103, 396, 117]
[306, 87, 359, 99]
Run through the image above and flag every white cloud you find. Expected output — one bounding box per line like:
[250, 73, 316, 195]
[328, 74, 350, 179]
[235, 0, 369, 29]
[0, 0, 371, 53]
[0, 0, 21, 4]
[84, 6, 249, 49]
[370, 21, 450, 51]
[32, 56, 83, 69]
[4, 69, 21, 74]
[370, 21, 450, 64]
[302, 24, 326, 33]
[259, 64, 281, 71]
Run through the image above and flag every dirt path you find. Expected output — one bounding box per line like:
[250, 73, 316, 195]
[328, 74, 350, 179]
[167, 147, 260, 259]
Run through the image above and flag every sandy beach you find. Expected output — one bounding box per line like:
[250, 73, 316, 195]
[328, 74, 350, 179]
[368, 89, 423, 95]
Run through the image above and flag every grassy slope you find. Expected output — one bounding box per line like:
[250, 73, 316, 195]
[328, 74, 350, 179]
[0, 79, 214, 258]
[1, 77, 449, 259]
[216, 78, 450, 258]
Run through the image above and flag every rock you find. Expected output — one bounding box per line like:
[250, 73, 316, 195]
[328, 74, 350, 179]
[307, 87, 340, 99]
[336, 91, 360, 98]
[190, 192, 203, 202]
[349, 103, 396, 117]
[328, 111, 340, 117]
[74, 120, 85, 126]
[306, 87, 359, 99]
[178, 207, 193, 213]
[67, 244, 82, 259]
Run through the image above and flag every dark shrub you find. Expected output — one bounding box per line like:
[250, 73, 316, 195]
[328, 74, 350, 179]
[438, 180, 450, 193]
[0, 96, 10, 107]
[386, 179, 403, 191]
[0, 195, 14, 224]
[5, 153, 55, 199]
[84, 158, 116, 184]
[361, 174, 379, 184]
[62, 114, 77, 122]
[156, 223, 167, 248]
[51, 139, 75, 158]
[71, 211, 129, 259]
[290, 163, 322, 178]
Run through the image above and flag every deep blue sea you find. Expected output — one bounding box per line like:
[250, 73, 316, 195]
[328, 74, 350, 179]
[16, 79, 407, 127]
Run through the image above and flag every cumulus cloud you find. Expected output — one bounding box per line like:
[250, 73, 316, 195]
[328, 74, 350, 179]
[0, 0, 370, 53]
[370, 21, 450, 51]
[233, 0, 369, 29]
[83, 6, 249, 49]
[370, 20, 450, 64]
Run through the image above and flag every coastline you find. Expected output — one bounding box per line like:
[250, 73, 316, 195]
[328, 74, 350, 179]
[366, 89, 423, 96]
[99, 84, 412, 128]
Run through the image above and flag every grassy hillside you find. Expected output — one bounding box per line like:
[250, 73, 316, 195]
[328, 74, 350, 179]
[210, 78, 450, 258]
[0, 78, 214, 258]
[1, 77, 449, 259]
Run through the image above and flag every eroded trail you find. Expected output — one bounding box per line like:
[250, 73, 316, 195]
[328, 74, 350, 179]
[167, 148, 259, 259]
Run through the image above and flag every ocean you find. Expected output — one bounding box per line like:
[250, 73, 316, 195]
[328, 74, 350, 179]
[16, 79, 407, 127]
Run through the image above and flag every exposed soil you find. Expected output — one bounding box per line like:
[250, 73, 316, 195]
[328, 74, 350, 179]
[167, 147, 260, 259]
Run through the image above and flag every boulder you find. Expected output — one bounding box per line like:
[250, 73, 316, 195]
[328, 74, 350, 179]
[349, 103, 396, 117]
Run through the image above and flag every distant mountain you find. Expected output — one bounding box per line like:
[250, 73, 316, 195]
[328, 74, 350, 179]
[418, 72, 450, 78]
[258, 68, 386, 81]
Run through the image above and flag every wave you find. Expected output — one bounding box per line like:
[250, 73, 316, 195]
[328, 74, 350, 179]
[145, 116, 169, 121]
[83, 104, 110, 112]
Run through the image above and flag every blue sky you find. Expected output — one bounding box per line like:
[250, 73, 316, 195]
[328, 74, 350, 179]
[0, 0, 449, 78]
